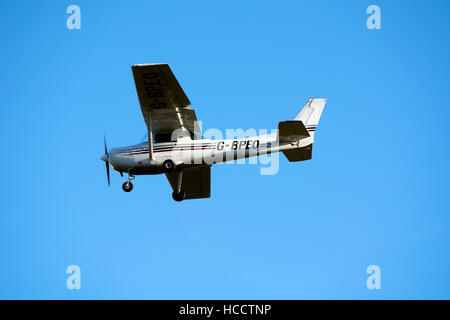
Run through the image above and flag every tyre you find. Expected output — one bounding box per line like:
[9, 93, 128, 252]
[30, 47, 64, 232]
[162, 160, 175, 173]
[172, 190, 185, 202]
[122, 181, 133, 192]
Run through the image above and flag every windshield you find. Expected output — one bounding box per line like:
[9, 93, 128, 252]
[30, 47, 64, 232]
[139, 133, 148, 143]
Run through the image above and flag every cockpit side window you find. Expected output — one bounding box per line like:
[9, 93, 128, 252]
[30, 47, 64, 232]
[145, 131, 201, 143]
[153, 133, 172, 143]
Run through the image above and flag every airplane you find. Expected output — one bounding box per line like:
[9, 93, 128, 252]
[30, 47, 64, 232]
[100, 64, 326, 202]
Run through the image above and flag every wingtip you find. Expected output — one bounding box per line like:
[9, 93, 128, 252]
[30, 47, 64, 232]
[132, 63, 167, 68]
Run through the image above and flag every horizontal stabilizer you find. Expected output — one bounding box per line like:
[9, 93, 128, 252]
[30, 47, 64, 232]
[282, 144, 312, 162]
[278, 120, 310, 142]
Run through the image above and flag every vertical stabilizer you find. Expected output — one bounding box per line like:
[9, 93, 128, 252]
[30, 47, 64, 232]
[294, 98, 327, 138]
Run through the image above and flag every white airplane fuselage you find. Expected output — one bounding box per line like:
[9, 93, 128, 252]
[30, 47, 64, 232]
[106, 133, 313, 175]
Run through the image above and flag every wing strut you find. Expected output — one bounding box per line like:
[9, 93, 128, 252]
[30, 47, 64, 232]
[144, 111, 154, 161]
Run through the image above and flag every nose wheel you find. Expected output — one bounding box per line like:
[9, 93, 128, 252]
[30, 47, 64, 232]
[122, 181, 133, 192]
[122, 174, 135, 192]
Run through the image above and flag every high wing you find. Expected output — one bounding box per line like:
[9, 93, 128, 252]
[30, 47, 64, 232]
[132, 64, 200, 158]
[166, 166, 211, 200]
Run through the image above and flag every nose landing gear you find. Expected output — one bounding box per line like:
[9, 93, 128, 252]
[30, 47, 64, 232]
[122, 182, 133, 192]
[119, 165, 186, 201]
[122, 174, 135, 192]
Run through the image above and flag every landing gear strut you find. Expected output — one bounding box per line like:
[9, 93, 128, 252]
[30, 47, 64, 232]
[172, 170, 185, 202]
[122, 174, 135, 192]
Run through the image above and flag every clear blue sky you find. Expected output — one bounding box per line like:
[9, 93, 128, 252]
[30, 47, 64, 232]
[0, 0, 449, 299]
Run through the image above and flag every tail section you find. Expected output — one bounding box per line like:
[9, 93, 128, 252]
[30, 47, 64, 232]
[279, 98, 326, 162]
[294, 98, 327, 139]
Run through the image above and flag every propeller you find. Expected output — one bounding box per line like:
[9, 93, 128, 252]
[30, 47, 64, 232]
[103, 135, 110, 186]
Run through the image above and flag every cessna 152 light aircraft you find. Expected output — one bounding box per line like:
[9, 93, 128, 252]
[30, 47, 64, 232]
[100, 64, 326, 201]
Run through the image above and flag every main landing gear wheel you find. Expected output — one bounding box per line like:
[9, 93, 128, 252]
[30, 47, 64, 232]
[172, 190, 185, 202]
[162, 160, 175, 173]
[122, 181, 133, 192]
